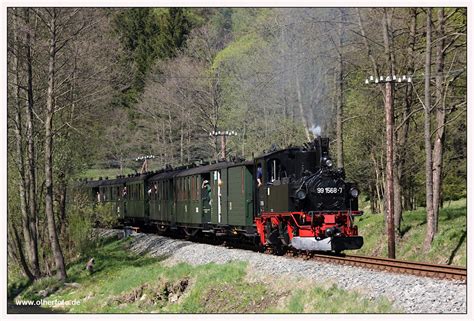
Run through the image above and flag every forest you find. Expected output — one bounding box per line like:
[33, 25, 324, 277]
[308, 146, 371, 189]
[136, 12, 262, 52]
[7, 8, 466, 282]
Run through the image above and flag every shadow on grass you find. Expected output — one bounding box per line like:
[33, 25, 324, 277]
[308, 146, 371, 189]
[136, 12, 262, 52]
[447, 230, 467, 265]
[399, 218, 427, 237]
[441, 207, 467, 221]
[399, 226, 411, 237]
[7, 279, 32, 301]
[65, 240, 168, 283]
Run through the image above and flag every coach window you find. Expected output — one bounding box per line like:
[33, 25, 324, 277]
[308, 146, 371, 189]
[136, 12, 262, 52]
[267, 158, 286, 183]
[181, 178, 184, 200]
[188, 177, 191, 199]
[184, 178, 187, 199]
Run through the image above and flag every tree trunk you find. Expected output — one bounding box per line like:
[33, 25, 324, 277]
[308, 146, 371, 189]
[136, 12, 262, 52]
[357, 8, 379, 76]
[11, 8, 39, 280]
[24, 8, 40, 278]
[179, 125, 184, 164]
[187, 128, 191, 163]
[10, 222, 35, 282]
[335, 8, 345, 168]
[393, 154, 402, 234]
[371, 149, 383, 214]
[167, 109, 174, 164]
[396, 8, 417, 230]
[44, 9, 67, 281]
[58, 173, 68, 237]
[432, 8, 446, 235]
[423, 9, 435, 250]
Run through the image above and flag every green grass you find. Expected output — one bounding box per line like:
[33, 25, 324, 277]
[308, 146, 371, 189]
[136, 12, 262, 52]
[269, 284, 397, 313]
[76, 168, 136, 180]
[77, 164, 165, 180]
[353, 199, 466, 266]
[11, 237, 399, 313]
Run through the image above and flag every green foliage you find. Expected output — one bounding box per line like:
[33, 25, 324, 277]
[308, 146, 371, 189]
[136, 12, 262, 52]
[442, 120, 467, 201]
[66, 191, 117, 257]
[156, 8, 192, 57]
[343, 71, 385, 189]
[209, 8, 233, 36]
[228, 8, 273, 37]
[94, 203, 119, 228]
[67, 194, 96, 255]
[113, 8, 161, 90]
[113, 8, 197, 97]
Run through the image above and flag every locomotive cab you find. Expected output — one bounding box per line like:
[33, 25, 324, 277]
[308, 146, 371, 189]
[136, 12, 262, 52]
[255, 147, 319, 214]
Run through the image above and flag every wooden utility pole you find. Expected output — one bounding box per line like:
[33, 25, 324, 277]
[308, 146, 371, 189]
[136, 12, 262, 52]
[384, 81, 395, 259]
[424, 8, 435, 250]
[135, 155, 156, 174]
[221, 135, 226, 160]
[210, 130, 238, 161]
[365, 74, 412, 259]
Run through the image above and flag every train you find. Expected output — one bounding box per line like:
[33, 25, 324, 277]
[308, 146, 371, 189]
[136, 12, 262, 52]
[78, 136, 363, 253]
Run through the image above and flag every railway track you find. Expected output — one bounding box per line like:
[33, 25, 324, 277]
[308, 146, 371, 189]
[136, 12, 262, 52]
[301, 252, 467, 282]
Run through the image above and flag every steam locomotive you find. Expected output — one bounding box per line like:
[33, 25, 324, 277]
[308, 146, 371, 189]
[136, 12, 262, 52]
[80, 136, 363, 253]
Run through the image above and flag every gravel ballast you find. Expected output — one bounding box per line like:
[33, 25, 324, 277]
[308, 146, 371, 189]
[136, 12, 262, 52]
[103, 230, 467, 313]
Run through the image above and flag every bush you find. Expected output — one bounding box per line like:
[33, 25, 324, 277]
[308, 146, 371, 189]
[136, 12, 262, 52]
[65, 188, 120, 258]
[94, 202, 118, 228]
[68, 195, 95, 256]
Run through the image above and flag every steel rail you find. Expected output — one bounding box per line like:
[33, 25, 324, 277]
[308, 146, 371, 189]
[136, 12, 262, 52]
[306, 253, 466, 282]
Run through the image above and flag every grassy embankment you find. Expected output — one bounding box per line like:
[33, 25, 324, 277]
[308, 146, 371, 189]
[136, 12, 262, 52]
[9, 237, 396, 313]
[353, 198, 466, 267]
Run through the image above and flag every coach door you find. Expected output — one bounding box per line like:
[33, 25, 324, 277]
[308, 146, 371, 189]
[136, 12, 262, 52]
[256, 159, 268, 214]
[201, 173, 211, 224]
[211, 170, 223, 224]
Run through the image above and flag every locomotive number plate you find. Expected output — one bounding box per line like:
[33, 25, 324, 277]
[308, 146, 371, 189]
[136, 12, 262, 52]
[316, 187, 343, 194]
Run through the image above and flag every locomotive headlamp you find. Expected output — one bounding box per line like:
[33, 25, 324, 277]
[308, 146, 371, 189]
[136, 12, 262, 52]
[325, 159, 333, 168]
[322, 157, 333, 168]
[296, 189, 307, 200]
[350, 187, 359, 198]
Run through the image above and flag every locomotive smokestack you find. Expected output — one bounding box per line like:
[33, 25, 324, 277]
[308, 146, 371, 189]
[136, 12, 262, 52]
[309, 124, 322, 138]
